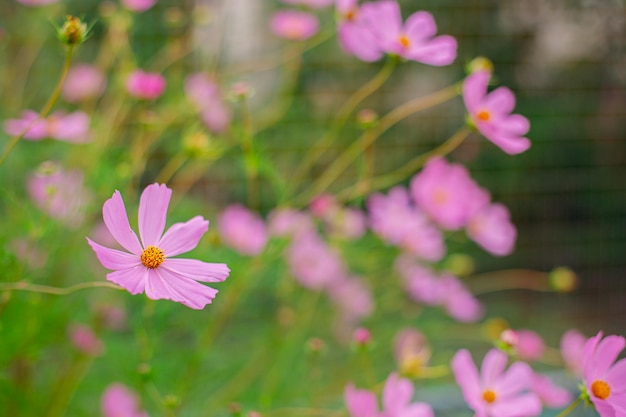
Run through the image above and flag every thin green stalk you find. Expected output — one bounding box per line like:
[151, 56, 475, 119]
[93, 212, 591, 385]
[554, 397, 583, 417]
[0, 281, 123, 295]
[45, 356, 93, 417]
[0, 45, 75, 166]
[468, 269, 552, 295]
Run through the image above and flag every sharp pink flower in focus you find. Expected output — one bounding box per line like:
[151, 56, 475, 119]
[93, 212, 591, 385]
[463, 69, 531, 155]
[62, 64, 106, 103]
[69, 324, 104, 357]
[184, 73, 231, 133]
[410, 157, 490, 230]
[560, 329, 586, 377]
[530, 373, 572, 409]
[581, 331, 626, 417]
[218, 204, 268, 256]
[126, 70, 166, 100]
[451, 348, 542, 417]
[345, 372, 434, 417]
[282, 0, 333, 8]
[467, 203, 517, 256]
[270, 10, 319, 41]
[120, 0, 157, 13]
[359, 0, 457, 65]
[4, 110, 91, 143]
[101, 383, 149, 417]
[87, 183, 230, 310]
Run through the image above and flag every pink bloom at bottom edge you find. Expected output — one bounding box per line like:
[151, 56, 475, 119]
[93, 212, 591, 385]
[87, 183, 230, 310]
[102, 383, 149, 417]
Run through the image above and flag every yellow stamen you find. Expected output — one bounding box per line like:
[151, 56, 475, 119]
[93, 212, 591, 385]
[482, 389, 497, 404]
[477, 110, 491, 122]
[345, 8, 358, 21]
[591, 380, 611, 400]
[433, 189, 448, 205]
[399, 35, 410, 48]
[141, 246, 165, 269]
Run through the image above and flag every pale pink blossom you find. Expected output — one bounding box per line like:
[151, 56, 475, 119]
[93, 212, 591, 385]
[514, 329, 545, 361]
[439, 275, 484, 322]
[287, 232, 346, 290]
[4, 110, 91, 143]
[184, 73, 231, 133]
[309, 194, 336, 218]
[101, 383, 149, 417]
[560, 329, 586, 377]
[218, 204, 268, 256]
[410, 157, 489, 230]
[87, 183, 229, 310]
[394, 328, 431, 376]
[353, 327, 371, 345]
[69, 324, 104, 357]
[337, 0, 384, 62]
[345, 372, 434, 417]
[62, 64, 106, 103]
[270, 10, 319, 41]
[463, 70, 531, 154]
[327, 276, 374, 322]
[267, 208, 315, 237]
[467, 203, 517, 256]
[120, 0, 156, 13]
[281, 0, 333, 8]
[126, 70, 166, 100]
[530, 373, 572, 408]
[451, 348, 542, 417]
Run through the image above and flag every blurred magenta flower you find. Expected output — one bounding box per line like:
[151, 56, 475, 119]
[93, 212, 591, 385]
[452, 349, 542, 417]
[514, 329, 545, 361]
[28, 162, 91, 228]
[560, 329, 586, 377]
[101, 383, 149, 417]
[368, 186, 445, 261]
[282, 0, 333, 8]
[530, 373, 572, 408]
[345, 372, 434, 417]
[353, 327, 371, 345]
[311, 195, 367, 240]
[394, 328, 431, 377]
[87, 183, 229, 310]
[398, 262, 445, 306]
[337, 0, 384, 62]
[4, 110, 92, 143]
[62, 64, 106, 103]
[439, 275, 484, 322]
[9, 238, 47, 269]
[69, 324, 104, 357]
[268, 208, 315, 237]
[359, 0, 457, 65]
[582, 331, 626, 417]
[467, 203, 516, 256]
[309, 193, 336, 218]
[410, 157, 489, 230]
[15, 0, 58, 6]
[327, 276, 374, 322]
[184, 73, 231, 133]
[126, 70, 166, 100]
[270, 10, 319, 41]
[218, 204, 268, 256]
[287, 231, 346, 290]
[4, 110, 48, 140]
[463, 69, 531, 155]
[120, 0, 156, 13]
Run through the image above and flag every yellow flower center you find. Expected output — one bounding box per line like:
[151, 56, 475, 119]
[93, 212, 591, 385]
[591, 380, 611, 400]
[399, 35, 410, 48]
[477, 110, 491, 122]
[141, 246, 165, 269]
[482, 389, 497, 403]
[345, 8, 358, 21]
[433, 188, 448, 205]
[400, 354, 423, 377]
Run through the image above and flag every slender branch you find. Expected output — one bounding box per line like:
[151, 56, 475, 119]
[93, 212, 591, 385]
[554, 397, 583, 417]
[467, 269, 552, 295]
[0, 281, 123, 295]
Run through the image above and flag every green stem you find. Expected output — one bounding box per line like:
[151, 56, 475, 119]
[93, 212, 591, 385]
[554, 397, 582, 417]
[45, 356, 93, 417]
[240, 96, 259, 209]
[0, 45, 75, 166]
[0, 281, 123, 295]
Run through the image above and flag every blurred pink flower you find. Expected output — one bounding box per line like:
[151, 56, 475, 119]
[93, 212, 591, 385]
[62, 64, 106, 103]
[452, 349, 542, 417]
[184, 73, 231, 133]
[282, 0, 333, 8]
[368, 186, 445, 261]
[94, 304, 127, 331]
[69, 324, 104, 357]
[359, 0, 457, 65]
[4, 110, 91, 143]
[267, 208, 315, 237]
[218, 204, 268, 256]
[582, 331, 626, 417]
[312, 196, 367, 240]
[345, 372, 434, 417]
[270, 10, 319, 41]
[287, 231, 346, 290]
[394, 328, 431, 376]
[439, 275, 484, 322]
[560, 329, 586, 377]
[101, 383, 149, 417]
[353, 327, 371, 345]
[410, 157, 489, 230]
[467, 203, 516, 256]
[9, 238, 47, 269]
[126, 70, 166, 100]
[327, 276, 374, 322]
[15, 0, 58, 6]
[27, 162, 91, 228]
[120, 0, 157, 12]
[399, 262, 444, 306]
[530, 373, 572, 408]
[309, 194, 336, 218]
[87, 183, 230, 310]
[4, 110, 52, 140]
[463, 70, 531, 155]
[514, 329, 545, 361]
[337, 0, 384, 62]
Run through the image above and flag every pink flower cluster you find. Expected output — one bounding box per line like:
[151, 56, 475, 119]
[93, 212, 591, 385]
[218, 204, 268, 256]
[4, 110, 91, 143]
[126, 70, 166, 100]
[184, 73, 232, 134]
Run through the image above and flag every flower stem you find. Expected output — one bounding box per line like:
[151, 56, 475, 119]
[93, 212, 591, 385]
[0, 45, 75, 166]
[554, 397, 583, 417]
[0, 281, 123, 295]
[468, 269, 553, 295]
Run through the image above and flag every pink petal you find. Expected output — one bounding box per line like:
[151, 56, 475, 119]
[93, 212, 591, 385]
[592, 400, 616, 417]
[593, 335, 626, 378]
[138, 183, 172, 247]
[481, 349, 508, 387]
[501, 114, 530, 136]
[405, 11, 437, 40]
[87, 238, 141, 270]
[451, 349, 482, 408]
[607, 359, 626, 395]
[161, 258, 229, 282]
[493, 362, 532, 398]
[103, 191, 143, 255]
[339, 23, 385, 62]
[484, 133, 531, 155]
[463, 70, 490, 113]
[145, 268, 218, 309]
[483, 86, 516, 115]
[405, 35, 457, 66]
[398, 403, 434, 417]
[383, 373, 414, 413]
[344, 384, 379, 417]
[490, 393, 542, 417]
[361, 0, 402, 44]
[583, 332, 604, 379]
[106, 265, 148, 295]
[158, 216, 209, 257]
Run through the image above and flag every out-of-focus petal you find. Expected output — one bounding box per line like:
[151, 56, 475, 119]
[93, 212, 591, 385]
[490, 393, 542, 417]
[482, 86, 516, 116]
[494, 362, 533, 398]
[138, 183, 172, 247]
[158, 216, 209, 257]
[405, 11, 437, 40]
[103, 191, 143, 255]
[406, 35, 457, 66]
[345, 384, 379, 417]
[463, 70, 490, 112]
[480, 349, 508, 387]
[383, 373, 414, 412]
[452, 350, 482, 407]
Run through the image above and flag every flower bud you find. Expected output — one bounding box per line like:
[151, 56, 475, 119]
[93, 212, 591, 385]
[356, 109, 378, 129]
[57, 15, 89, 46]
[353, 327, 371, 345]
[442, 253, 475, 277]
[549, 266, 578, 292]
[466, 56, 493, 74]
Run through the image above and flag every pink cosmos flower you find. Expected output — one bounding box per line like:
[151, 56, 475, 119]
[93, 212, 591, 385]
[394, 328, 431, 376]
[101, 383, 149, 417]
[4, 110, 48, 140]
[69, 324, 104, 357]
[514, 329, 545, 361]
[345, 372, 434, 417]
[463, 70, 531, 155]
[581, 331, 626, 417]
[439, 275, 484, 322]
[270, 10, 319, 41]
[4, 110, 91, 143]
[267, 208, 315, 237]
[451, 348, 542, 417]
[218, 204, 268, 256]
[287, 231, 346, 290]
[126, 70, 166, 100]
[530, 373, 572, 408]
[120, 0, 157, 13]
[184, 73, 231, 133]
[560, 329, 586, 377]
[467, 203, 516, 256]
[337, 0, 385, 62]
[62, 64, 106, 103]
[282, 0, 333, 8]
[311, 196, 367, 240]
[359, 0, 457, 65]
[87, 183, 230, 310]
[410, 157, 489, 230]
[327, 276, 374, 322]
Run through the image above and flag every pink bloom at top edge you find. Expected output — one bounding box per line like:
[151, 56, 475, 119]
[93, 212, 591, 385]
[218, 204, 268, 256]
[87, 183, 230, 310]
[126, 70, 166, 100]
[270, 10, 319, 41]
[337, 0, 385, 62]
[463, 70, 531, 155]
[101, 383, 149, 417]
[467, 203, 516, 256]
[345, 372, 434, 417]
[62, 64, 106, 103]
[120, 0, 157, 13]
[560, 329, 586, 377]
[359, 0, 457, 66]
[451, 348, 542, 417]
[282, 0, 333, 8]
[581, 331, 626, 417]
